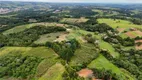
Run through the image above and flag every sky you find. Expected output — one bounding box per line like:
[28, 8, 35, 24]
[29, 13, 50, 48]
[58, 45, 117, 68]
[1, 0, 142, 3]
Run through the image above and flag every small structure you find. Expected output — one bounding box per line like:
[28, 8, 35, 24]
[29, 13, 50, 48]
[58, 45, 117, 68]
[77, 68, 93, 78]
[130, 28, 137, 31]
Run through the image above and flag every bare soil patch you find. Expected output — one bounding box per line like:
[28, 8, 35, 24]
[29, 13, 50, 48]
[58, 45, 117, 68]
[125, 31, 136, 38]
[125, 30, 142, 38]
[117, 28, 125, 32]
[77, 68, 93, 78]
[54, 32, 68, 42]
[135, 40, 142, 50]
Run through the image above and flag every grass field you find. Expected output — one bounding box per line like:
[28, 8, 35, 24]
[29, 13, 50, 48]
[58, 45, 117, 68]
[3, 22, 68, 35]
[88, 54, 135, 80]
[98, 18, 142, 38]
[69, 43, 99, 66]
[60, 18, 88, 24]
[34, 32, 66, 44]
[93, 34, 120, 58]
[99, 41, 120, 58]
[0, 47, 32, 56]
[92, 9, 119, 16]
[67, 29, 120, 58]
[0, 47, 58, 58]
[39, 63, 65, 80]
[98, 18, 142, 29]
[36, 57, 58, 77]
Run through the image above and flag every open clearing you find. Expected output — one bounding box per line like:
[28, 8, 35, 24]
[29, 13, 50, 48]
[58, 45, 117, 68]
[34, 32, 67, 44]
[36, 58, 58, 78]
[125, 30, 142, 38]
[69, 43, 99, 66]
[93, 34, 120, 58]
[3, 22, 68, 35]
[99, 41, 120, 58]
[60, 17, 88, 24]
[54, 32, 68, 42]
[98, 18, 142, 29]
[92, 9, 119, 16]
[88, 54, 135, 80]
[39, 63, 65, 80]
[135, 40, 142, 50]
[0, 47, 58, 58]
[77, 68, 93, 78]
[98, 18, 142, 38]
[117, 28, 126, 32]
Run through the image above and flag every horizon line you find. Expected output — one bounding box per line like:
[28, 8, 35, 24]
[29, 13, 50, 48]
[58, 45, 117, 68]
[1, 1, 142, 4]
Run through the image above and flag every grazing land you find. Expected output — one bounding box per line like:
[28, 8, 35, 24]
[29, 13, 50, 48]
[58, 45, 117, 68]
[0, 2, 142, 80]
[60, 18, 88, 24]
[88, 54, 135, 80]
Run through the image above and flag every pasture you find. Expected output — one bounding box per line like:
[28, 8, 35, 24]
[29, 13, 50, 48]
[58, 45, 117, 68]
[3, 22, 68, 35]
[98, 18, 142, 29]
[99, 41, 120, 58]
[36, 57, 58, 77]
[125, 30, 142, 38]
[69, 43, 99, 66]
[98, 18, 142, 38]
[92, 9, 119, 16]
[88, 54, 135, 80]
[39, 63, 65, 80]
[93, 34, 120, 58]
[34, 32, 67, 44]
[0, 47, 58, 58]
[60, 18, 88, 24]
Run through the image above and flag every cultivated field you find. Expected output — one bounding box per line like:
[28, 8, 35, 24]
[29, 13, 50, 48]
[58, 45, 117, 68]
[99, 41, 120, 58]
[0, 47, 58, 58]
[39, 63, 65, 80]
[98, 18, 142, 29]
[92, 9, 119, 16]
[88, 54, 135, 80]
[34, 32, 67, 44]
[3, 22, 68, 35]
[98, 18, 142, 38]
[60, 18, 88, 24]
[69, 43, 99, 66]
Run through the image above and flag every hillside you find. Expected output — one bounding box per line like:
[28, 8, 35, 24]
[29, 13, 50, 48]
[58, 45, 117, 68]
[0, 2, 142, 80]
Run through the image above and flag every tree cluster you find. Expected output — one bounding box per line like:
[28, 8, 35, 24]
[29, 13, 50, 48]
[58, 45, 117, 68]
[0, 54, 43, 79]
[0, 25, 66, 46]
[46, 39, 80, 62]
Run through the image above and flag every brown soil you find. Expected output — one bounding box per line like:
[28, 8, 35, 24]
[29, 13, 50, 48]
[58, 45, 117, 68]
[125, 31, 136, 38]
[77, 68, 93, 78]
[117, 28, 125, 32]
[135, 40, 142, 50]
[54, 32, 68, 42]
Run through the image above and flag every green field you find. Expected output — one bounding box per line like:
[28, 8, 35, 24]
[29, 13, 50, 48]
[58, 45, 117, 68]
[69, 43, 99, 66]
[99, 41, 120, 58]
[60, 18, 88, 24]
[98, 18, 142, 29]
[92, 9, 119, 16]
[3, 22, 67, 35]
[39, 63, 65, 80]
[93, 34, 120, 58]
[88, 54, 135, 80]
[0, 47, 58, 58]
[36, 57, 58, 77]
[0, 47, 32, 56]
[34, 32, 66, 44]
